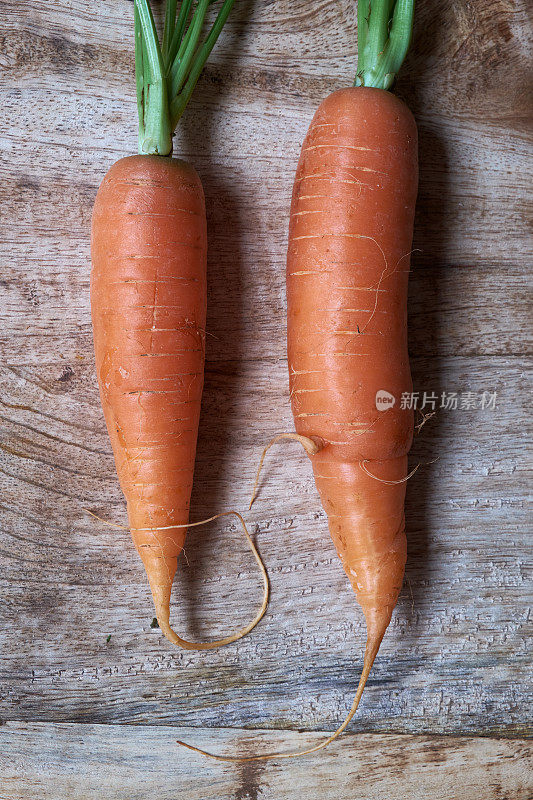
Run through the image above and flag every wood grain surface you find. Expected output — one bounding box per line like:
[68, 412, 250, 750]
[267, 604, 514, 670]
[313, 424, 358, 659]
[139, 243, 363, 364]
[1, 722, 532, 800]
[0, 0, 532, 796]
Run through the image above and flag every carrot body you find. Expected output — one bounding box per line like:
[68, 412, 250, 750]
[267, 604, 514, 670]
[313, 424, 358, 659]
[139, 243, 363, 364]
[174, 0, 420, 761]
[174, 84, 420, 764]
[288, 87, 418, 649]
[91, 154, 207, 635]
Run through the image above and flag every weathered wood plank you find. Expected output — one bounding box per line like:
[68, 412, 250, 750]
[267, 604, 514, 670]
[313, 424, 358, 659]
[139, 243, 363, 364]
[0, 357, 530, 734]
[0, 3, 531, 365]
[1, 723, 531, 800]
[0, 0, 531, 748]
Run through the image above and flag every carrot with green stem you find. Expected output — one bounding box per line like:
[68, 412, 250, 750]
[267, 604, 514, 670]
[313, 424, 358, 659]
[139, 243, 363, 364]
[179, 0, 417, 759]
[91, 0, 268, 649]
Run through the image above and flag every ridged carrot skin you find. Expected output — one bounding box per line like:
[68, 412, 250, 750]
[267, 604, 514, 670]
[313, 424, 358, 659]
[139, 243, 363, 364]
[174, 84, 420, 763]
[91, 155, 207, 632]
[171, 0, 420, 763]
[287, 86, 418, 648]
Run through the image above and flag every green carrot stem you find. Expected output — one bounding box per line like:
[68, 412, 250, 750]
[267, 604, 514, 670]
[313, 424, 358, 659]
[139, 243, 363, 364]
[357, 0, 370, 58]
[135, 0, 172, 155]
[168, 14, 196, 88]
[162, 0, 178, 60]
[356, 0, 414, 90]
[169, 0, 211, 99]
[170, 0, 236, 129]
[134, 0, 235, 155]
[167, 0, 194, 68]
[365, 0, 393, 72]
[134, 4, 145, 134]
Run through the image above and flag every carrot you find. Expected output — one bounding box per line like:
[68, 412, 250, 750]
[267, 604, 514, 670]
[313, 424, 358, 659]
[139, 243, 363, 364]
[178, 0, 418, 759]
[91, 0, 268, 648]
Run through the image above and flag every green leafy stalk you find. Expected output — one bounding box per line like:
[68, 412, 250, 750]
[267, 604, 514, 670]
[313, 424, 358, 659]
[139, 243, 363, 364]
[134, 0, 235, 157]
[134, 4, 145, 132]
[356, 0, 414, 90]
[169, 0, 211, 99]
[162, 0, 178, 60]
[167, 0, 194, 68]
[135, 0, 172, 155]
[357, 0, 370, 59]
[170, 0, 236, 129]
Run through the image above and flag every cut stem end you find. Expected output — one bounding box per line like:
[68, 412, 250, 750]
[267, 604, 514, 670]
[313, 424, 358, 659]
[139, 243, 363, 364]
[134, 0, 236, 154]
[356, 0, 415, 90]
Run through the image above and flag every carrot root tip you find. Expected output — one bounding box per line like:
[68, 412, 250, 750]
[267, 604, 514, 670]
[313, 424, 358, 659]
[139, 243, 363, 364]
[175, 632, 384, 762]
[85, 508, 269, 651]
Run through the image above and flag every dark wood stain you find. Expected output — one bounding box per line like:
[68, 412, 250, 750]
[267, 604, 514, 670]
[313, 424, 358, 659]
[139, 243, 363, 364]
[235, 759, 267, 800]
[57, 366, 74, 383]
[0, 29, 124, 76]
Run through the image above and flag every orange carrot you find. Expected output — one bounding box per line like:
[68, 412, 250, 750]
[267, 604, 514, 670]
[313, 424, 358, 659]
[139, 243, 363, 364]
[92, 155, 207, 642]
[286, 3, 418, 754]
[288, 82, 417, 668]
[91, 0, 268, 648]
[177, 0, 418, 760]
